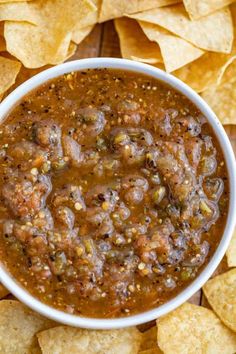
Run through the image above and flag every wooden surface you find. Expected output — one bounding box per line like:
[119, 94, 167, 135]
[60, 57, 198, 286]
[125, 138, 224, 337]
[13, 21, 236, 309]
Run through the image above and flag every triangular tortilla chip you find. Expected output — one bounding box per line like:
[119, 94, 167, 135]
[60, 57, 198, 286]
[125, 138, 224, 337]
[138, 20, 204, 72]
[4, 0, 96, 68]
[115, 17, 162, 64]
[99, 0, 180, 22]
[128, 4, 233, 53]
[183, 0, 235, 20]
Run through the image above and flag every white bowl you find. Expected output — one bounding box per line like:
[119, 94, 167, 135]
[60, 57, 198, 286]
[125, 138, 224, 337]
[0, 58, 235, 329]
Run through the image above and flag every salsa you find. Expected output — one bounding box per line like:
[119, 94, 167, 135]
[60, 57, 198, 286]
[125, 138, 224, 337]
[0, 69, 229, 318]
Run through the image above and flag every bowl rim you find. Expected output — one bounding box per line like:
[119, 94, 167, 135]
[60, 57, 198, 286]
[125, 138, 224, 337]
[0, 57, 235, 329]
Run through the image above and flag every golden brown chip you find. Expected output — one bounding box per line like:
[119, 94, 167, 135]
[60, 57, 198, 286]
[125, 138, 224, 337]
[4, 0, 96, 68]
[0, 283, 9, 298]
[37, 326, 142, 354]
[140, 326, 157, 351]
[183, 0, 235, 20]
[0, 56, 21, 95]
[0, 300, 55, 354]
[173, 3, 236, 92]
[99, 0, 180, 22]
[0, 2, 39, 23]
[72, 25, 94, 44]
[203, 269, 236, 333]
[227, 229, 236, 267]
[5, 22, 72, 68]
[138, 21, 204, 72]
[173, 51, 236, 92]
[201, 59, 236, 123]
[157, 303, 236, 354]
[71, 0, 99, 44]
[66, 42, 77, 60]
[115, 18, 162, 64]
[128, 5, 233, 53]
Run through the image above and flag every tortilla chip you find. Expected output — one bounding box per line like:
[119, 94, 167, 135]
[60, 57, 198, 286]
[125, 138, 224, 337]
[0, 300, 54, 354]
[4, 0, 96, 68]
[138, 21, 204, 72]
[0, 56, 21, 95]
[37, 326, 142, 354]
[203, 269, 236, 333]
[66, 42, 77, 60]
[173, 51, 236, 92]
[5, 22, 72, 68]
[226, 229, 236, 267]
[128, 5, 233, 53]
[115, 18, 162, 64]
[99, 0, 180, 22]
[201, 59, 236, 123]
[72, 25, 94, 44]
[0, 0, 96, 26]
[0, 2, 39, 23]
[71, 0, 99, 44]
[157, 303, 236, 354]
[173, 3, 236, 92]
[140, 326, 157, 351]
[0, 283, 9, 298]
[183, 0, 235, 20]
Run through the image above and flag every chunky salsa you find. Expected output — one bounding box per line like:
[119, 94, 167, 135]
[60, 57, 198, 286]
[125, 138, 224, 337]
[0, 69, 229, 318]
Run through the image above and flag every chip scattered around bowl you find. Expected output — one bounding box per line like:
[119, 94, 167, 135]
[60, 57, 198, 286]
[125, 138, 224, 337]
[0, 300, 55, 354]
[203, 269, 236, 333]
[227, 228, 236, 267]
[37, 326, 142, 354]
[157, 303, 236, 354]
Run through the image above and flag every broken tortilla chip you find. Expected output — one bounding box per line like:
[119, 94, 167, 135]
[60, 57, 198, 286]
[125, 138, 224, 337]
[4, 0, 96, 68]
[99, 0, 180, 22]
[183, 0, 236, 20]
[201, 59, 236, 123]
[157, 303, 236, 354]
[138, 20, 204, 72]
[0, 300, 54, 354]
[128, 5, 233, 53]
[115, 18, 162, 64]
[37, 326, 142, 354]
[203, 269, 236, 332]
[0, 56, 21, 95]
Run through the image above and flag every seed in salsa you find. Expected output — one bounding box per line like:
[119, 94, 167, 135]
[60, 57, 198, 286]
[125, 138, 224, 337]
[0, 69, 229, 318]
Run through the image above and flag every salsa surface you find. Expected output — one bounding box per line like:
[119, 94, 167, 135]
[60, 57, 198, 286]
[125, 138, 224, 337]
[0, 69, 229, 318]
